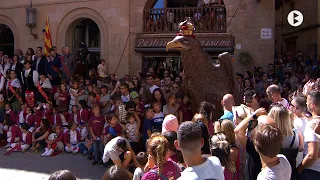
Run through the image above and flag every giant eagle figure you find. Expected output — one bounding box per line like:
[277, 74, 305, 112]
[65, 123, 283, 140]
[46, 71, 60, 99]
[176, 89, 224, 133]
[166, 18, 237, 120]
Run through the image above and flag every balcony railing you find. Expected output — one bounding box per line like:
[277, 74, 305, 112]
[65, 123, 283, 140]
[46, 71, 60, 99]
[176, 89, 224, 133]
[143, 6, 226, 33]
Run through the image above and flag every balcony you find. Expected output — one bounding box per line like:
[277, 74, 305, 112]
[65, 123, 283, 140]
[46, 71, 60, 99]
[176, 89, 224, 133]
[143, 6, 226, 34]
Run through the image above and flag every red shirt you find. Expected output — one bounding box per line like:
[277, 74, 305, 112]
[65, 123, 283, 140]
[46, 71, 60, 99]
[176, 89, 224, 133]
[59, 91, 70, 106]
[88, 115, 105, 137]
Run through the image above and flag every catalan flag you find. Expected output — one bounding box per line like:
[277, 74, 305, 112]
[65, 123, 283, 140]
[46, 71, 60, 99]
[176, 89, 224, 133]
[44, 16, 52, 56]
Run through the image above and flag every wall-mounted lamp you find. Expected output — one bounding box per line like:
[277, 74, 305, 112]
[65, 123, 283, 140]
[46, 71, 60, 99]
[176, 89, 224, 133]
[25, 1, 38, 39]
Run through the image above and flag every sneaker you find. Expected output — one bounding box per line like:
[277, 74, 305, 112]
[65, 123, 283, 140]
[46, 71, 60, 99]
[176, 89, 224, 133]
[5, 144, 10, 148]
[91, 161, 98, 165]
[6, 148, 12, 152]
[45, 149, 54, 157]
[41, 148, 49, 157]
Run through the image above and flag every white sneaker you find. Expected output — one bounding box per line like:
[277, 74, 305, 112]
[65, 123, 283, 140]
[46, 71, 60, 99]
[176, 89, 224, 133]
[6, 148, 12, 152]
[5, 144, 10, 148]
[72, 147, 79, 154]
[45, 149, 54, 157]
[41, 148, 49, 157]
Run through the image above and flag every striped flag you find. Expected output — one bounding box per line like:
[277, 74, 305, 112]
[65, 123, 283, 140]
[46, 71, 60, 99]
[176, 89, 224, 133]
[44, 16, 52, 56]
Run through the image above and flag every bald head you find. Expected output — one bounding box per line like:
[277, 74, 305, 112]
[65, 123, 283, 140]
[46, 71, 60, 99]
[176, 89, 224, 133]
[222, 94, 234, 111]
[258, 115, 276, 126]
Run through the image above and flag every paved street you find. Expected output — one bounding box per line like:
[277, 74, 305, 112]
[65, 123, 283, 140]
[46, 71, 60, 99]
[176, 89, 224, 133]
[0, 148, 106, 180]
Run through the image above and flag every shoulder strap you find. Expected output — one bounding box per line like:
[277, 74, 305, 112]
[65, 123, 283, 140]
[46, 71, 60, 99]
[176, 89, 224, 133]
[148, 170, 168, 180]
[289, 131, 296, 148]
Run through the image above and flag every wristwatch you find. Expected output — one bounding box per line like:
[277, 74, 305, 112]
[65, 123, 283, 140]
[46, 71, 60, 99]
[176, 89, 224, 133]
[252, 114, 258, 120]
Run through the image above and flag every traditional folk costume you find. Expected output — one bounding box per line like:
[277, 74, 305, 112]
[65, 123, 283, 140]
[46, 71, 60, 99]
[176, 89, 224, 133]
[25, 113, 35, 132]
[6, 78, 22, 112]
[21, 68, 39, 108]
[64, 129, 81, 153]
[47, 55, 62, 94]
[51, 112, 68, 132]
[17, 109, 26, 126]
[7, 124, 21, 145]
[79, 107, 90, 139]
[41, 132, 64, 156]
[9, 131, 32, 151]
[36, 77, 52, 104]
[68, 112, 81, 125]
[6, 109, 17, 124]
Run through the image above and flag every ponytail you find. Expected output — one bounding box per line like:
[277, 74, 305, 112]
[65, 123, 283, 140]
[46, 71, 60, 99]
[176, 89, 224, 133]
[147, 133, 169, 177]
[156, 143, 165, 175]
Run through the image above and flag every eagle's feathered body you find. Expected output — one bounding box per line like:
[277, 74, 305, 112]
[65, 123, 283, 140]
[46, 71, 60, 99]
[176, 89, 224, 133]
[167, 35, 236, 120]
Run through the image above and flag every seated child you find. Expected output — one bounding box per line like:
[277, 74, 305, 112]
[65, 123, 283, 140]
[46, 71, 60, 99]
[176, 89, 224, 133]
[5, 104, 16, 125]
[52, 107, 68, 132]
[42, 125, 64, 157]
[8, 123, 32, 152]
[68, 105, 80, 125]
[133, 152, 148, 180]
[125, 112, 141, 154]
[64, 121, 81, 154]
[103, 114, 122, 145]
[25, 107, 35, 132]
[78, 136, 94, 158]
[17, 103, 26, 126]
[78, 100, 90, 140]
[5, 118, 21, 149]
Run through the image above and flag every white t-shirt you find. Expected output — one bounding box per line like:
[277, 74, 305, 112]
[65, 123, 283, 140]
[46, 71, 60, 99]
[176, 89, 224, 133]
[149, 85, 159, 94]
[102, 136, 131, 163]
[133, 167, 144, 180]
[303, 119, 320, 172]
[279, 98, 290, 109]
[178, 156, 224, 180]
[257, 154, 291, 180]
[294, 116, 308, 135]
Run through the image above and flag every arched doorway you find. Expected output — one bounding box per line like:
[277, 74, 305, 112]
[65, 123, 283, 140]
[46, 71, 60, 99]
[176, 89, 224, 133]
[0, 24, 14, 56]
[66, 18, 101, 71]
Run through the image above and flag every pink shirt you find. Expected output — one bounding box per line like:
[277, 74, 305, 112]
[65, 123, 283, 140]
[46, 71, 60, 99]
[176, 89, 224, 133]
[142, 159, 181, 180]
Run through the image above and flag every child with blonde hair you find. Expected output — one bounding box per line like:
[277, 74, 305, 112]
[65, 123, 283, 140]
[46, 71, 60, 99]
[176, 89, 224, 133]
[142, 133, 181, 180]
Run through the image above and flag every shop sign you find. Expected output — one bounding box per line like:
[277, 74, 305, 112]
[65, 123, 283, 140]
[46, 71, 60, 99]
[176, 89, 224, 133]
[135, 35, 234, 48]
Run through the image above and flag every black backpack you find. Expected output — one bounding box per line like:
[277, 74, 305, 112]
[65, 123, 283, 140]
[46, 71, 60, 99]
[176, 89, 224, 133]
[279, 132, 298, 180]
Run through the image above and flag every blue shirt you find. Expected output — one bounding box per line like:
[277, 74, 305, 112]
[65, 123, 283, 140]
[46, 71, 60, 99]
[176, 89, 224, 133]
[142, 118, 153, 142]
[152, 112, 165, 132]
[220, 111, 234, 122]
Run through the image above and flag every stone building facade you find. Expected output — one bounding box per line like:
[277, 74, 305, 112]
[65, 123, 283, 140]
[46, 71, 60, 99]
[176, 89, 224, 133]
[0, 0, 275, 76]
[275, 0, 319, 60]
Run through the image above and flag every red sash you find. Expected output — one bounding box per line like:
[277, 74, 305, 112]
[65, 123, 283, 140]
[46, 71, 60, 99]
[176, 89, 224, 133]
[8, 82, 23, 103]
[48, 57, 62, 78]
[37, 84, 50, 103]
[60, 56, 71, 78]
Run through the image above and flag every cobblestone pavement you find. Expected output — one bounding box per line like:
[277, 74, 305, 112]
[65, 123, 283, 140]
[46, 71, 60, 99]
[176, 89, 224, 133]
[0, 148, 106, 180]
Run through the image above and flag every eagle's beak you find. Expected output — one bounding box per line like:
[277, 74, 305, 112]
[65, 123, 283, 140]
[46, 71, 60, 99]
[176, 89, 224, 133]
[166, 40, 188, 52]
